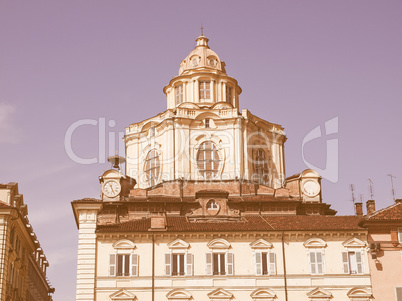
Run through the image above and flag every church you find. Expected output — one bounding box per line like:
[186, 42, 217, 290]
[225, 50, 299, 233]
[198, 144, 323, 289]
[72, 34, 373, 301]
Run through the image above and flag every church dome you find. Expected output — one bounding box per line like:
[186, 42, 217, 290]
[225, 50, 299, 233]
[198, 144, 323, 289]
[179, 35, 226, 76]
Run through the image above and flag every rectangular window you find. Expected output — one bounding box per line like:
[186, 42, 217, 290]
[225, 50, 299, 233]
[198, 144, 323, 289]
[205, 119, 210, 128]
[199, 81, 210, 101]
[109, 254, 138, 277]
[226, 86, 233, 104]
[342, 251, 364, 274]
[309, 251, 324, 274]
[206, 252, 233, 275]
[175, 84, 183, 105]
[255, 252, 276, 275]
[165, 253, 193, 276]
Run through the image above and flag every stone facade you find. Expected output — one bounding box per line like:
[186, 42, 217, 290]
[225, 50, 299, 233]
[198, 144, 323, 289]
[0, 182, 54, 301]
[72, 34, 374, 301]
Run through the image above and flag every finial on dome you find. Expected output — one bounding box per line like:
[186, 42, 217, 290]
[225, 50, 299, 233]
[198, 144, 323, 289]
[200, 24, 204, 36]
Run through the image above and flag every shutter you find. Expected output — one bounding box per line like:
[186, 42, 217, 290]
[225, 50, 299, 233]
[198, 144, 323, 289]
[131, 254, 138, 276]
[255, 252, 262, 275]
[356, 251, 363, 274]
[268, 252, 276, 275]
[186, 253, 193, 276]
[206, 253, 212, 275]
[165, 253, 171, 276]
[309, 252, 316, 274]
[109, 254, 116, 276]
[226, 252, 234, 276]
[317, 251, 324, 274]
[342, 252, 350, 274]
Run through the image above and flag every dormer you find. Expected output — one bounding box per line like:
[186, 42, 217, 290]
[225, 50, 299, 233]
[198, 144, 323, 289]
[164, 34, 242, 110]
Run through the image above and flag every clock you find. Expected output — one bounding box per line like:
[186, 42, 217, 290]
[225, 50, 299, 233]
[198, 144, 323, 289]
[302, 180, 320, 197]
[103, 180, 121, 198]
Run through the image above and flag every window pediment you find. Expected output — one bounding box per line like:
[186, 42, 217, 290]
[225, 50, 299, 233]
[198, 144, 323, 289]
[343, 238, 366, 248]
[250, 239, 273, 249]
[307, 287, 333, 299]
[167, 238, 190, 249]
[207, 238, 231, 249]
[110, 289, 136, 301]
[166, 289, 192, 300]
[208, 288, 233, 300]
[347, 288, 372, 300]
[112, 240, 136, 250]
[304, 238, 327, 248]
[250, 288, 276, 300]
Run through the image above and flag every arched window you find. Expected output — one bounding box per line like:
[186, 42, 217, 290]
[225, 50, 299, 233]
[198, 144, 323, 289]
[254, 149, 269, 185]
[197, 141, 220, 179]
[144, 149, 160, 186]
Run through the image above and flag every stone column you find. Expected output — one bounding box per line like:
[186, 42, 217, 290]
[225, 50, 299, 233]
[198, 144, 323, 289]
[75, 203, 102, 301]
[222, 82, 226, 102]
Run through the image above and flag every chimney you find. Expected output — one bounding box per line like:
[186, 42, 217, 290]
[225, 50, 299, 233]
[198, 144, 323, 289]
[366, 200, 376, 215]
[355, 202, 363, 216]
[150, 213, 166, 230]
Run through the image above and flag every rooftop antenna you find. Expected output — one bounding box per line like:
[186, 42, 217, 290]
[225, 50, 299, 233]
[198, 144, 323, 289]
[387, 174, 397, 202]
[368, 178, 374, 199]
[107, 150, 125, 172]
[350, 184, 356, 214]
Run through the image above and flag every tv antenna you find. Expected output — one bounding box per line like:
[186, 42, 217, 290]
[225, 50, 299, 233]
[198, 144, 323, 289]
[368, 179, 374, 199]
[350, 184, 356, 214]
[387, 174, 397, 201]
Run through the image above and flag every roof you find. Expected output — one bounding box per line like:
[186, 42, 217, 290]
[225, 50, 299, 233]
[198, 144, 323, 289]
[361, 201, 402, 221]
[97, 215, 363, 233]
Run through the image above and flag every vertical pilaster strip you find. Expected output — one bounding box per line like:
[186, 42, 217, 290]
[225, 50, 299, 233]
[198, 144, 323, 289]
[0, 215, 10, 301]
[75, 204, 102, 301]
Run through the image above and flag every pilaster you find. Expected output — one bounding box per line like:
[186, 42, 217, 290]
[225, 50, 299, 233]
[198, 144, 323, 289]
[74, 203, 102, 301]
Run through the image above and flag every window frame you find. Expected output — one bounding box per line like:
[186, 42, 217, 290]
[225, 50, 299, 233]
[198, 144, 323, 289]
[308, 249, 325, 275]
[255, 251, 276, 276]
[226, 85, 233, 104]
[199, 81, 211, 101]
[144, 149, 160, 187]
[398, 227, 402, 243]
[196, 141, 220, 180]
[109, 253, 138, 277]
[165, 252, 193, 276]
[175, 84, 183, 105]
[206, 251, 233, 276]
[254, 149, 269, 185]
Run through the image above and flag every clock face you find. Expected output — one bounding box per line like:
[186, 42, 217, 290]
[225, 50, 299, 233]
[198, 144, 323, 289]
[303, 180, 320, 197]
[103, 180, 121, 198]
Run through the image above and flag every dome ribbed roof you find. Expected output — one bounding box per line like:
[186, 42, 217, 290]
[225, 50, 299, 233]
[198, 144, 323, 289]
[179, 35, 226, 76]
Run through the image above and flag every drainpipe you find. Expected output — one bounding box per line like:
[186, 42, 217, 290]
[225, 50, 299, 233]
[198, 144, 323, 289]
[282, 231, 288, 301]
[152, 233, 155, 301]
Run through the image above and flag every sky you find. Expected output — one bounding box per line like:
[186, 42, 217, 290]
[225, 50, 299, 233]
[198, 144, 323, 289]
[1, 1, 401, 300]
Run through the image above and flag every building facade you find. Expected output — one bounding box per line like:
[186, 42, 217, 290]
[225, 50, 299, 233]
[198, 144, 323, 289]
[0, 182, 54, 301]
[360, 199, 402, 301]
[73, 34, 373, 301]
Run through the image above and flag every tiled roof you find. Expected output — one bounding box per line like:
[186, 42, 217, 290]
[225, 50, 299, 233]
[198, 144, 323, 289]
[97, 215, 363, 233]
[362, 201, 402, 221]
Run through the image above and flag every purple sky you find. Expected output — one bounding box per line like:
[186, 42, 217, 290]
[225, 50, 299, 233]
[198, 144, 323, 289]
[1, 1, 401, 300]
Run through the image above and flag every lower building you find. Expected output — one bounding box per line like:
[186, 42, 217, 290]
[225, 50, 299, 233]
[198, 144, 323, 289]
[72, 178, 373, 301]
[0, 182, 54, 301]
[360, 199, 402, 301]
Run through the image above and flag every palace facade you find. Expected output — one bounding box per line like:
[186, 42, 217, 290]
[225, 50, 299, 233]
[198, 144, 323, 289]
[72, 34, 373, 301]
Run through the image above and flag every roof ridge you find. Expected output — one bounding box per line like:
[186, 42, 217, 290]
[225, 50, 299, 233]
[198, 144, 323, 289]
[367, 201, 401, 218]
